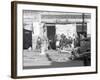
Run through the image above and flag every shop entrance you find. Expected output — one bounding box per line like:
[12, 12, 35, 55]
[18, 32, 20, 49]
[47, 24, 56, 50]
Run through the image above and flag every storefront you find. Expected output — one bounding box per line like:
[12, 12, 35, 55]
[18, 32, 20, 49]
[23, 10, 91, 51]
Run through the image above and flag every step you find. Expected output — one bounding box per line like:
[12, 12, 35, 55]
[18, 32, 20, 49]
[24, 60, 51, 66]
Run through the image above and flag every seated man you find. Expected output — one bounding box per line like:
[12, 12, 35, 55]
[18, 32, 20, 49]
[36, 37, 42, 50]
[71, 37, 91, 66]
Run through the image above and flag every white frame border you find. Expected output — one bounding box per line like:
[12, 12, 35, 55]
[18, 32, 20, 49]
[16, 3, 97, 77]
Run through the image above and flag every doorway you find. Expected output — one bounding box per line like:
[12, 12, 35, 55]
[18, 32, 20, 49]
[47, 24, 56, 50]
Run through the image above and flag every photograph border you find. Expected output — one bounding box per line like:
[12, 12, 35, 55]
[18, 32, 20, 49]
[11, 1, 98, 78]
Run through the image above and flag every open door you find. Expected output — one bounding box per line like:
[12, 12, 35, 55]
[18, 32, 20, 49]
[47, 24, 56, 50]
